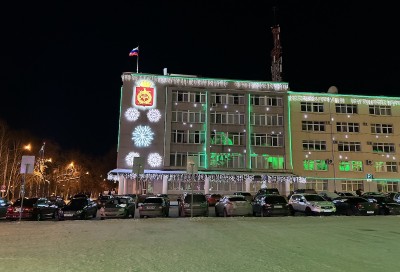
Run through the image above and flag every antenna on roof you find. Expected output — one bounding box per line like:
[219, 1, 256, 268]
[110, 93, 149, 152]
[271, 6, 283, 82]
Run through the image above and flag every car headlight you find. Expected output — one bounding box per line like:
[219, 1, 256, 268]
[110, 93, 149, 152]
[76, 210, 83, 214]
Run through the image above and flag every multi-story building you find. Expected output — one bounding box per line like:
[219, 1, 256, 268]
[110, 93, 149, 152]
[288, 89, 400, 193]
[108, 72, 305, 196]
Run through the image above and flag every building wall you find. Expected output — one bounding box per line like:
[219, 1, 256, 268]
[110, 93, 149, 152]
[289, 92, 400, 192]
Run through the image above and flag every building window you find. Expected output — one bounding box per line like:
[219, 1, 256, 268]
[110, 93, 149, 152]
[171, 130, 186, 143]
[300, 102, 324, 113]
[250, 95, 283, 106]
[341, 180, 363, 192]
[335, 104, 358, 114]
[251, 155, 284, 170]
[375, 161, 398, 172]
[303, 160, 328, 171]
[172, 111, 205, 123]
[369, 105, 391, 116]
[337, 141, 361, 152]
[377, 182, 398, 192]
[303, 179, 328, 191]
[210, 112, 245, 125]
[251, 134, 283, 147]
[336, 122, 360, 133]
[302, 140, 327, 151]
[339, 161, 363, 172]
[302, 121, 325, 132]
[372, 143, 395, 153]
[371, 124, 393, 134]
[250, 114, 283, 126]
[169, 152, 206, 168]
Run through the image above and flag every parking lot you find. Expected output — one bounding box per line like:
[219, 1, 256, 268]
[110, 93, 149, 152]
[1, 210, 399, 272]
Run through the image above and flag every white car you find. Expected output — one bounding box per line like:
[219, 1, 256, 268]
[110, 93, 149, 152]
[288, 193, 336, 216]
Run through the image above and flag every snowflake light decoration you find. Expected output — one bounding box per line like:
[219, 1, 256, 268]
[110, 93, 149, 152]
[125, 152, 140, 167]
[148, 153, 162, 167]
[125, 107, 140, 121]
[132, 125, 154, 147]
[147, 109, 162, 122]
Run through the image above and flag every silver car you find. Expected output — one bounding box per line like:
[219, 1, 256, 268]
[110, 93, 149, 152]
[215, 195, 253, 217]
[288, 193, 336, 216]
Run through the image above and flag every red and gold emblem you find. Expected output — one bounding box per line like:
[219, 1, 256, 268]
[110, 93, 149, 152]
[135, 87, 154, 106]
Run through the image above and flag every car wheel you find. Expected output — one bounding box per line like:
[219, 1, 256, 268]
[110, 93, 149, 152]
[223, 209, 228, 217]
[36, 213, 42, 221]
[54, 211, 60, 221]
[124, 210, 129, 218]
[305, 207, 312, 216]
[289, 205, 295, 216]
[215, 208, 219, 217]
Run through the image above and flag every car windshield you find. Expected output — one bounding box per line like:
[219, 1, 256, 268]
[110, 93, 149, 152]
[144, 198, 163, 204]
[67, 198, 88, 209]
[237, 192, 251, 196]
[304, 195, 326, 201]
[13, 198, 38, 207]
[265, 196, 287, 204]
[228, 197, 246, 202]
[184, 195, 206, 202]
[346, 197, 368, 203]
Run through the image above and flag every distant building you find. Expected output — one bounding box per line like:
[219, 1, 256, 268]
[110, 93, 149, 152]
[288, 90, 400, 193]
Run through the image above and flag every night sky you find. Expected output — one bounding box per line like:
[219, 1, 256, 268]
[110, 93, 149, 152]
[2, 1, 399, 156]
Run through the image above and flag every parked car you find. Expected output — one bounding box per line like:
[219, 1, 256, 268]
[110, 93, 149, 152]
[178, 193, 209, 217]
[386, 192, 400, 203]
[232, 192, 253, 202]
[136, 193, 155, 208]
[0, 197, 11, 218]
[363, 195, 400, 215]
[336, 192, 356, 197]
[60, 196, 98, 220]
[318, 191, 341, 201]
[100, 195, 136, 219]
[156, 194, 170, 206]
[332, 196, 377, 216]
[33, 197, 64, 221]
[255, 188, 280, 198]
[138, 196, 170, 218]
[288, 193, 336, 216]
[6, 197, 61, 221]
[252, 194, 290, 217]
[48, 195, 66, 208]
[206, 193, 222, 206]
[215, 195, 253, 217]
[96, 194, 114, 209]
[288, 189, 317, 199]
[6, 197, 39, 220]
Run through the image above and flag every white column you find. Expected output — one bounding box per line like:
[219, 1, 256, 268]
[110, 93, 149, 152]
[245, 177, 251, 192]
[123, 177, 128, 195]
[204, 176, 210, 194]
[284, 180, 291, 197]
[162, 175, 168, 194]
[118, 175, 125, 195]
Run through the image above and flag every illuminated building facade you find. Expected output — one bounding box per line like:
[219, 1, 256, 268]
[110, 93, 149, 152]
[289, 91, 400, 193]
[109, 72, 305, 196]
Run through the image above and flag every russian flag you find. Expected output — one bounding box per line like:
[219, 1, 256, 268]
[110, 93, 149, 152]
[129, 47, 139, 56]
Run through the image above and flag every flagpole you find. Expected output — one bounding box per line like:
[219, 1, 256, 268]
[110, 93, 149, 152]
[136, 46, 139, 73]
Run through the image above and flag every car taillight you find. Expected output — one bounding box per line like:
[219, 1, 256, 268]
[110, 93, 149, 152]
[7, 207, 13, 212]
[264, 204, 272, 208]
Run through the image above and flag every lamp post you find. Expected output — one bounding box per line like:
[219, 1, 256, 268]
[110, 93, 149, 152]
[190, 163, 194, 218]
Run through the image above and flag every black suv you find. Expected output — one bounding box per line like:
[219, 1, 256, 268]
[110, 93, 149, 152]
[178, 193, 209, 217]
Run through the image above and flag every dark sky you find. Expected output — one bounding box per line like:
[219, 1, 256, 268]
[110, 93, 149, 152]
[1, 1, 399, 156]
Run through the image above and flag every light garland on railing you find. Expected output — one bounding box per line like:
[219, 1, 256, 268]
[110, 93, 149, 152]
[107, 172, 306, 184]
[121, 74, 289, 92]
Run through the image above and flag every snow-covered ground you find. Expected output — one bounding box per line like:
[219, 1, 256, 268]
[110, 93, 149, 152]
[0, 215, 398, 272]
